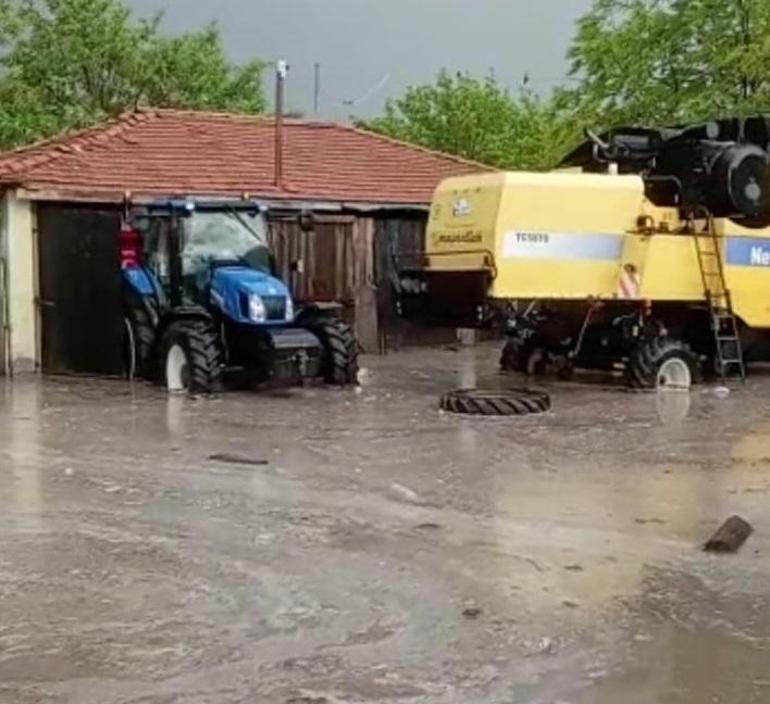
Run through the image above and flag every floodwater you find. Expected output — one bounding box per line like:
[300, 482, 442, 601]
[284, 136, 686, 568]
[0, 345, 769, 703]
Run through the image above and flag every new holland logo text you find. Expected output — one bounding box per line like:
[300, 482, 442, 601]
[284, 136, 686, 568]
[750, 246, 770, 266]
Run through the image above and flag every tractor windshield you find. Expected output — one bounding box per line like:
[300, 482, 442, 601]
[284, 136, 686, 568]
[183, 211, 271, 273]
[181, 211, 272, 297]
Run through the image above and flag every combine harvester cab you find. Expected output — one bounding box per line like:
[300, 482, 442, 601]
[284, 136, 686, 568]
[397, 116, 770, 389]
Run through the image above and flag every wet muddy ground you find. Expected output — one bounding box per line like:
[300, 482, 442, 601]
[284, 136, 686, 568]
[1, 344, 769, 703]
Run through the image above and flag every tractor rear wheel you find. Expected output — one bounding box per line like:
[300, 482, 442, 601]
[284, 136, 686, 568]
[626, 337, 698, 390]
[307, 318, 359, 385]
[124, 298, 157, 379]
[161, 321, 223, 394]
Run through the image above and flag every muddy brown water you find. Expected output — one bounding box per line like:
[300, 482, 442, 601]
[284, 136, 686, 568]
[0, 345, 769, 703]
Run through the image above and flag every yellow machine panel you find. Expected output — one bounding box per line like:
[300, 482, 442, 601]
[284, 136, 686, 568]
[425, 171, 770, 329]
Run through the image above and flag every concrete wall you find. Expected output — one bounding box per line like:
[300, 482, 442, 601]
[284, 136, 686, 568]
[0, 192, 37, 373]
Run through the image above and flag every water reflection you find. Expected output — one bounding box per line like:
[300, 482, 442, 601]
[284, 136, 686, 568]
[657, 389, 691, 426]
[165, 394, 187, 441]
[456, 353, 477, 390]
[2, 381, 43, 522]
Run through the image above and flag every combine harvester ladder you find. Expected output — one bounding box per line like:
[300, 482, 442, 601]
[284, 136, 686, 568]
[693, 217, 746, 383]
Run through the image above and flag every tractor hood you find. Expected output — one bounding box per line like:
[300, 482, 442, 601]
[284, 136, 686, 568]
[213, 267, 290, 297]
[210, 267, 293, 324]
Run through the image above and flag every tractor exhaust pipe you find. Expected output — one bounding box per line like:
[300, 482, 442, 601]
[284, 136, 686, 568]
[274, 60, 289, 191]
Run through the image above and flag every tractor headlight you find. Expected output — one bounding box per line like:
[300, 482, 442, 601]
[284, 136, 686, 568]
[285, 296, 294, 322]
[248, 294, 267, 322]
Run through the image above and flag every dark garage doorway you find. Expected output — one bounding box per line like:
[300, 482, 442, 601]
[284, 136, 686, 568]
[37, 205, 124, 376]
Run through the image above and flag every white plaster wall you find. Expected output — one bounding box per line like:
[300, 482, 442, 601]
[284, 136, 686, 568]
[0, 192, 37, 373]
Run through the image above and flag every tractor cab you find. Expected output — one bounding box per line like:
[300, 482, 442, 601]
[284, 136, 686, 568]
[122, 199, 358, 393]
[130, 200, 287, 318]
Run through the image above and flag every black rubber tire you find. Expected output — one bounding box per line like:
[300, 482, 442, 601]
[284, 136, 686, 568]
[500, 337, 549, 376]
[307, 318, 359, 386]
[124, 298, 157, 378]
[626, 337, 699, 390]
[500, 337, 526, 372]
[160, 320, 223, 394]
[440, 388, 551, 416]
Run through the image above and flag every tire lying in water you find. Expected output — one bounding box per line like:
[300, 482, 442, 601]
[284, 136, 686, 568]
[440, 388, 551, 416]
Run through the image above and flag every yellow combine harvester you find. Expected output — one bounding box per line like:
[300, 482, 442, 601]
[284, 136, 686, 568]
[398, 117, 770, 389]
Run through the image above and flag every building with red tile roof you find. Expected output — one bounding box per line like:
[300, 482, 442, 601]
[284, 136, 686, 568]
[0, 109, 492, 375]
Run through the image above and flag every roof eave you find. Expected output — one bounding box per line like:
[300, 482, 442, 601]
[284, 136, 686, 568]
[13, 186, 431, 212]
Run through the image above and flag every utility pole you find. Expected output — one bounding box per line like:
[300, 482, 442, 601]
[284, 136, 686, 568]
[314, 62, 321, 116]
[274, 60, 289, 190]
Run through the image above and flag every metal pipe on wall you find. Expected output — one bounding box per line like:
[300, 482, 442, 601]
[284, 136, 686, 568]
[274, 60, 289, 191]
[0, 256, 10, 376]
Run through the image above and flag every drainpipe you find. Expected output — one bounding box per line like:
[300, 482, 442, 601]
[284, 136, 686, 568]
[0, 255, 9, 377]
[0, 191, 9, 377]
[274, 60, 289, 191]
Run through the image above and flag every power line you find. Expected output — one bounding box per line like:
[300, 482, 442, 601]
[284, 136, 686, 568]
[340, 73, 391, 107]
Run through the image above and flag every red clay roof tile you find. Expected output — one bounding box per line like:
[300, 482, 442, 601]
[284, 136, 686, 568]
[0, 109, 492, 205]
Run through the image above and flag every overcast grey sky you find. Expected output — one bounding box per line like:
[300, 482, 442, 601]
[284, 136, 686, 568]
[126, 0, 593, 120]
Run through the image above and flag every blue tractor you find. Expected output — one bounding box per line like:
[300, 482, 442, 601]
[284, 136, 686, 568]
[120, 199, 359, 392]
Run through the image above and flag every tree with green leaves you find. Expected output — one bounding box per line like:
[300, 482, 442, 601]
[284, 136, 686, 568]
[0, 0, 266, 148]
[361, 70, 575, 170]
[568, 0, 770, 128]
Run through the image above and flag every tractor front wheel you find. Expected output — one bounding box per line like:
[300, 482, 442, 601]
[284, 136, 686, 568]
[500, 336, 547, 376]
[161, 321, 223, 394]
[500, 337, 526, 373]
[306, 318, 359, 385]
[626, 337, 698, 390]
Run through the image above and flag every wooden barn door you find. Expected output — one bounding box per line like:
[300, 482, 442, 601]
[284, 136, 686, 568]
[37, 205, 123, 376]
[268, 215, 379, 350]
[268, 216, 355, 305]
